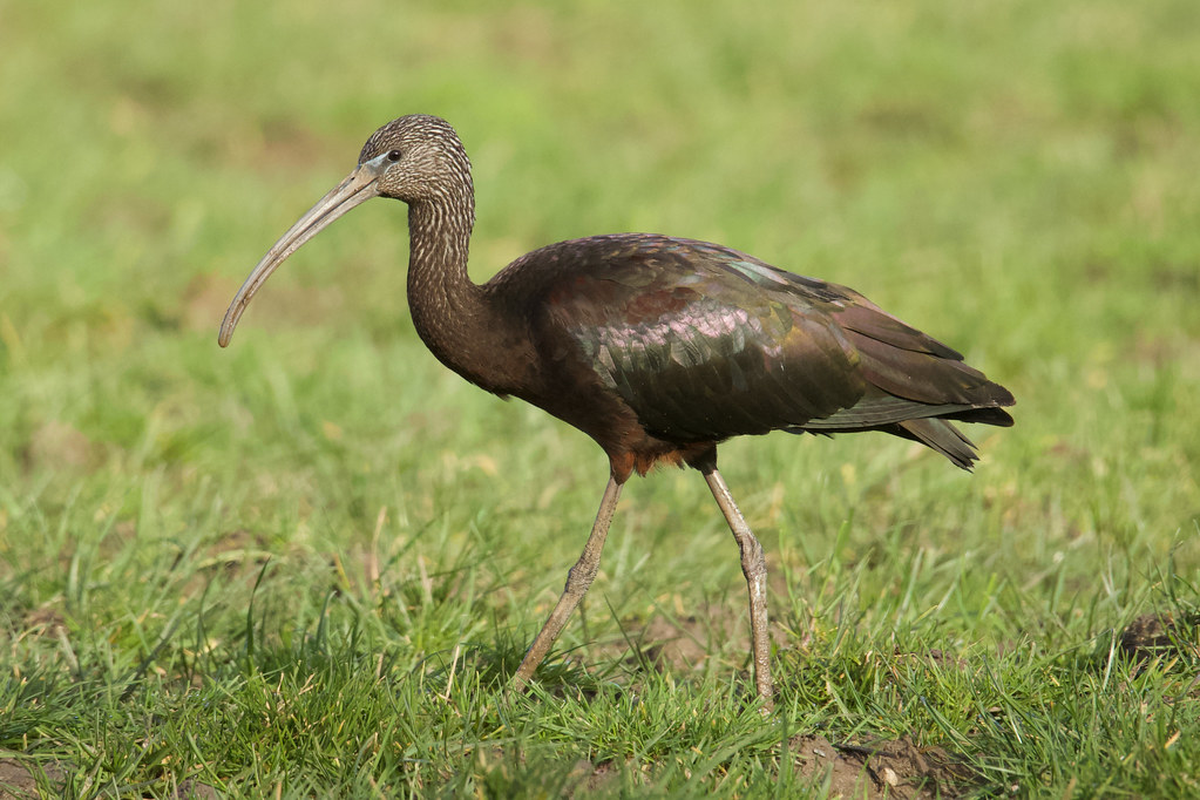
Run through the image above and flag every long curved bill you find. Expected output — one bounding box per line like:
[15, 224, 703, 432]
[218, 162, 384, 347]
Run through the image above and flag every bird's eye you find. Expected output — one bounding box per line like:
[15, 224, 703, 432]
[386, 149, 402, 163]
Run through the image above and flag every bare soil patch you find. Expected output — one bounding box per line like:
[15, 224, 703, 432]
[0, 759, 65, 800]
[790, 734, 975, 799]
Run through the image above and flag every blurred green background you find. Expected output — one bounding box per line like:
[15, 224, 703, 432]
[2, 0, 1199, 795]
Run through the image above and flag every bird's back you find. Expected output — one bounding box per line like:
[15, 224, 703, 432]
[488, 233, 1012, 471]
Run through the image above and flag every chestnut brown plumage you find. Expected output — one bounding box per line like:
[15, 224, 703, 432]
[220, 114, 1014, 710]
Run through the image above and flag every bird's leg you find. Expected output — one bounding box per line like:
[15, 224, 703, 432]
[702, 467, 775, 711]
[513, 475, 623, 688]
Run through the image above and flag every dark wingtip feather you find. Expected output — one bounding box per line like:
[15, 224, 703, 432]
[943, 405, 1015, 428]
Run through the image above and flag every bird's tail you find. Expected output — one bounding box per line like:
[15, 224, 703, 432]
[890, 417, 980, 471]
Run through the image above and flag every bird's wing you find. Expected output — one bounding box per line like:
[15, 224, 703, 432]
[528, 235, 873, 442]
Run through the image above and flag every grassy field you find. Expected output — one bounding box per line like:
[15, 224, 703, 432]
[3, 0, 1200, 796]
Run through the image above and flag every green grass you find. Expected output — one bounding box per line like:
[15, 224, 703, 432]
[3, 0, 1200, 796]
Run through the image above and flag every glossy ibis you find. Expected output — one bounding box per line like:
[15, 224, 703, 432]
[220, 114, 1014, 710]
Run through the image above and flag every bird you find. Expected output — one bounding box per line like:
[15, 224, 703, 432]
[219, 114, 1014, 711]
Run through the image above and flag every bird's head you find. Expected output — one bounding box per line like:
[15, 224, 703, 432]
[358, 114, 473, 204]
[218, 114, 472, 347]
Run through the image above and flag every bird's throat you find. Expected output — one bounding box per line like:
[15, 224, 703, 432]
[405, 199, 513, 394]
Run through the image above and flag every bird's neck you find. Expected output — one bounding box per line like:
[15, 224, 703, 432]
[405, 197, 513, 392]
